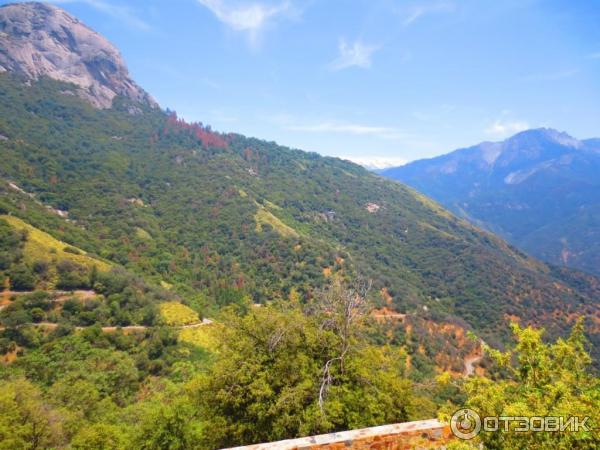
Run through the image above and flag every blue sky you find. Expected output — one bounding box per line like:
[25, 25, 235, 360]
[6, 0, 600, 166]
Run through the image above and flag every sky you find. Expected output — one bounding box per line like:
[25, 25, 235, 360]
[4, 0, 600, 167]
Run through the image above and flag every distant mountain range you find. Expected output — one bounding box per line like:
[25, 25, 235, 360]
[381, 129, 600, 277]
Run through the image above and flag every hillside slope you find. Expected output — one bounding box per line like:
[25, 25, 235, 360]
[0, 74, 598, 354]
[381, 129, 600, 278]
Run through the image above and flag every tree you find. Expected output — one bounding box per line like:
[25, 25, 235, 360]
[71, 423, 129, 450]
[189, 280, 416, 448]
[308, 277, 371, 411]
[0, 379, 64, 449]
[9, 264, 35, 291]
[56, 260, 89, 290]
[30, 307, 45, 323]
[459, 320, 600, 449]
[132, 397, 202, 450]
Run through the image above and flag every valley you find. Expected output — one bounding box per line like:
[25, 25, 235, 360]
[381, 129, 600, 278]
[0, 3, 598, 449]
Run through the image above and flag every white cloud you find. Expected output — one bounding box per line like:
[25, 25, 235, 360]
[286, 122, 407, 140]
[48, 0, 151, 31]
[485, 119, 529, 137]
[329, 38, 379, 71]
[195, 0, 293, 41]
[344, 156, 408, 170]
[588, 52, 600, 59]
[401, 1, 455, 26]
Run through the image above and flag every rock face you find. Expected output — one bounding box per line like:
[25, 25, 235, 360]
[0, 2, 155, 108]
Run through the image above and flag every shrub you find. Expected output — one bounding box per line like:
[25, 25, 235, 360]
[9, 264, 36, 291]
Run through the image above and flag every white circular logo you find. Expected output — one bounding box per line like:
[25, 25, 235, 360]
[451, 408, 482, 440]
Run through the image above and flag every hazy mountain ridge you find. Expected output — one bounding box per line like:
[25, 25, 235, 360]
[381, 128, 600, 277]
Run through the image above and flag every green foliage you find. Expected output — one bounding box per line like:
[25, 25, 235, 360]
[0, 218, 24, 271]
[71, 423, 129, 450]
[461, 320, 600, 449]
[8, 264, 35, 291]
[0, 71, 598, 450]
[131, 393, 202, 450]
[0, 268, 166, 328]
[56, 259, 90, 290]
[0, 73, 598, 362]
[0, 379, 64, 449]
[189, 292, 416, 448]
[16, 335, 140, 405]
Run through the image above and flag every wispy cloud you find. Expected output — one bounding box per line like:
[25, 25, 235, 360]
[195, 0, 294, 42]
[329, 38, 379, 71]
[400, 1, 455, 26]
[48, 0, 151, 31]
[520, 69, 579, 82]
[286, 121, 407, 140]
[588, 52, 600, 60]
[485, 119, 529, 137]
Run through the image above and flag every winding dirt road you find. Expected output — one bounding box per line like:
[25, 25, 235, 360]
[464, 354, 482, 376]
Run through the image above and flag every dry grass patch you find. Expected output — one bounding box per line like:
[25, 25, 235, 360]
[159, 301, 200, 326]
[178, 325, 219, 352]
[254, 207, 299, 238]
[2, 215, 111, 272]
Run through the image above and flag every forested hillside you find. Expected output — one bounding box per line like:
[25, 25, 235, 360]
[0, 3, 598, 448]
[0, 75, 595, 343]
[0, 73, 599, 357]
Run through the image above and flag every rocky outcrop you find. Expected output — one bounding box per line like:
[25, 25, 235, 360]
[0, 2, 156, 108]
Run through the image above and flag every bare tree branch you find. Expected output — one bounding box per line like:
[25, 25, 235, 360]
[314, 277, 372, 414]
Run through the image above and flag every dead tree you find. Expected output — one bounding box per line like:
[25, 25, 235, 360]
[312, 277, 372, 413]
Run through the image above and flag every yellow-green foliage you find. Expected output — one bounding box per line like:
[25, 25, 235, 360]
[1, 215, 111, 272]
[254, 207, 299, 238]
[159, 301, 200, 326]
[134, 227, 152, 240]
[178, 325, 219, 352]
[262, 199, 281, 210]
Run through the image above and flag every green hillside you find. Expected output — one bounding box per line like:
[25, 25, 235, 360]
[1, 214, 111, 288]
[0, 73, 598, 355]
[0, 3, 598, 448]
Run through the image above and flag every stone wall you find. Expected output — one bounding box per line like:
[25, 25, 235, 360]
[224, 419, 455, 449]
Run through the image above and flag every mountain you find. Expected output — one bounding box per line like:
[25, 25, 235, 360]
[0, 3, 599, 357]
[381, 129, 600, 278]
[0, 2, 155, 109]
[0, 4, 598, 447]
